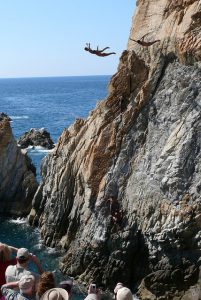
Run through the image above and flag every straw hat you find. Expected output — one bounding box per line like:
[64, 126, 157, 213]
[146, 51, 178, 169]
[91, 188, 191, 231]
[41, 288, 69, 300]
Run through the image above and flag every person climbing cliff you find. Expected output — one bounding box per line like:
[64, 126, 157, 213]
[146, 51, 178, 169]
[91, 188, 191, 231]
[108, 197, 122, 226]
[129, 32, 160, 47]
[84, 43, 116, 57]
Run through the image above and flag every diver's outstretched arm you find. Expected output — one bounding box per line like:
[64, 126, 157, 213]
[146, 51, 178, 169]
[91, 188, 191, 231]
[86, 43, 91, 50]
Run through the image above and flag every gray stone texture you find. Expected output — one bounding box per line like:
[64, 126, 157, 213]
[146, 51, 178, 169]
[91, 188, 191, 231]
[0, 119, 38, 216]
[30, 0, 201, 298]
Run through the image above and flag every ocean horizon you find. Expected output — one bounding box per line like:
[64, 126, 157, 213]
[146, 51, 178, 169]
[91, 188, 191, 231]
[0, 74, 112, 80]
[0, 75, 111, 179]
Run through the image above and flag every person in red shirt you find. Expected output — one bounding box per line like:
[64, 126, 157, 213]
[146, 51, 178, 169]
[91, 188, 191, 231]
[0, 243, 18, 299]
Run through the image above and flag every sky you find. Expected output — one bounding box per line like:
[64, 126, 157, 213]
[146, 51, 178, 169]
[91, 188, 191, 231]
[0, 1, 136, 78]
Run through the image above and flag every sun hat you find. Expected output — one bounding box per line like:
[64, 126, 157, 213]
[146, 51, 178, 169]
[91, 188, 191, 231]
[17, 248, 30, 260]
[19, 275, 35, 293]
[41, 288, 69, 300]
[116, 287, 133, 300]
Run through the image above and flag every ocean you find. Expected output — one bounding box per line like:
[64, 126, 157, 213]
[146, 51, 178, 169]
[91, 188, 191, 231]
[0, 75, 110, 296]
[0, 75, 110, 179]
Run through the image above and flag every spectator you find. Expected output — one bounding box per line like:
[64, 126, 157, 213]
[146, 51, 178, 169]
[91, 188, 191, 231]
[114, 283, 124, 298]
[6, 248, 43, 284]
[40, 288, 69, 300]
[0, 243, 18, 298]
[116, 287, 132, 300]
[58, 280, 73, 299]
[37, 272, 55, 299]
[1, 274, 36, 300]
[84, 284, 100, 300]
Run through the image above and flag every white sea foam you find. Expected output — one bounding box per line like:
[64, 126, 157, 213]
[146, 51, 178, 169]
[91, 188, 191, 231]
[8, 217, 27, 224]
[33, 241, 45, 251]
[45, 246, 61, 255]
[10, 115, 29, 120]
[27, 146, 55, 153]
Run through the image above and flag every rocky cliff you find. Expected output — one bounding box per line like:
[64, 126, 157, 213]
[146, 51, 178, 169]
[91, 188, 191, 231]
[0, 118, 38, 216]
[30, 0, 201, 298]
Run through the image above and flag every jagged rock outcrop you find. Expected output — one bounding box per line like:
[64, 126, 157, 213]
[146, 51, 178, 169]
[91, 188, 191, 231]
[0, 112, 11, 122]
[30, 0, 201, 299]
[18, 128, 55, 149]
[0, 119, 38, 216]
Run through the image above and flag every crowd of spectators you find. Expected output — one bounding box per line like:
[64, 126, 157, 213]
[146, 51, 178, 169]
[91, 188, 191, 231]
[0, 243, 133, 300]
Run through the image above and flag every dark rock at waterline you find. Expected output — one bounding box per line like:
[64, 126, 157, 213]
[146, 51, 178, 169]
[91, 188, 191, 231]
[0, 112, 11, 122]
[18, 128, 55, 149]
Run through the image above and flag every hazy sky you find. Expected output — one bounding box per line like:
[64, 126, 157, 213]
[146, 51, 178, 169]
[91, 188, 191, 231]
[0, 1, 136, 78]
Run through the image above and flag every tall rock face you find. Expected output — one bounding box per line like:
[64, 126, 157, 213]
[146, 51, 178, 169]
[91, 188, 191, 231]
[0, 119, 38, 216]
[31, 0, 201, 298]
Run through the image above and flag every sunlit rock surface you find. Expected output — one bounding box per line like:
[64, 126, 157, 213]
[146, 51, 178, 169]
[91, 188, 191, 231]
[30, 0, 201, 298]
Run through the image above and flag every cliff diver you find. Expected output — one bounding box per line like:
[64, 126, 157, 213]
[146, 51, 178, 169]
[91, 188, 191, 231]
[84, 43, 116, 57]
[108, 196, 122, 226]
[129, 32, 160, 47]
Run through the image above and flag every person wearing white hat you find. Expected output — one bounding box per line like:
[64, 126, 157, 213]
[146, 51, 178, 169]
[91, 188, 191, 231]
[40, 288, 69, 300]
[6, 248, 43, 285]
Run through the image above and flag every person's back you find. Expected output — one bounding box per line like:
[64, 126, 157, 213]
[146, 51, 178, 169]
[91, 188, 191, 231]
[6, 248, 43, 285]
[6, 265, 32, 283]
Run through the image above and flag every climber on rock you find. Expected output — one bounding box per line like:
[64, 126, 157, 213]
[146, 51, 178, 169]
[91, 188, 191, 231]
[108, 197, 122, 226]
[84, 43, 116, 57]
[129, 32, 160, 47]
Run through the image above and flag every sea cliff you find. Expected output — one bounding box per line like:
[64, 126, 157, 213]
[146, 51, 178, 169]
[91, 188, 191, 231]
[30, 0, 201, 298]
[0, 118, 38, 215]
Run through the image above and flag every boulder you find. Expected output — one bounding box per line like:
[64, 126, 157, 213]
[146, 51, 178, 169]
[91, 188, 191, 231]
[18, 128, 54, 149]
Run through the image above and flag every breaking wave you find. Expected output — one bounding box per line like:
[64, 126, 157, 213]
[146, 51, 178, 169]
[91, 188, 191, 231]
[10, 115, 29, 120]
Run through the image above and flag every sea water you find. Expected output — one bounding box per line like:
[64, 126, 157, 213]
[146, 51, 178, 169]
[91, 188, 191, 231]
[0, 76, 110, 179]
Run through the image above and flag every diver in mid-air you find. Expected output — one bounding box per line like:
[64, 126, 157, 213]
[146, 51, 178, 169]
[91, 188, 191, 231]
[84, 43, 116, 57]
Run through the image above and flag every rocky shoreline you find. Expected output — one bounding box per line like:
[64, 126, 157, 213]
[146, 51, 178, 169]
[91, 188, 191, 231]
[0, 0, 201, 299]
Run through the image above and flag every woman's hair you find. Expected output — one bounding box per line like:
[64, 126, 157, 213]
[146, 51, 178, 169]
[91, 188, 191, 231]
[0, 243, 12, 262]
[37, 272, 55, 298]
